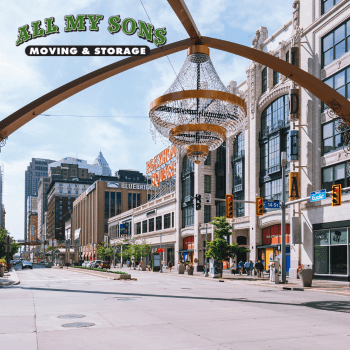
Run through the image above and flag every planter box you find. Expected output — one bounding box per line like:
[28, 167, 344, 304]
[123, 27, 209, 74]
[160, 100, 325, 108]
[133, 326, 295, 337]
[187, 267, 194, 275]
[299, 269, 312, 287]
[0, 266, 4, 277]
[178, 264, 185, 274]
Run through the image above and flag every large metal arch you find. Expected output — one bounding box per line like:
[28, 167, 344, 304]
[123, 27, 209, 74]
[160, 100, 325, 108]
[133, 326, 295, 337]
[1, 39, 350, 139]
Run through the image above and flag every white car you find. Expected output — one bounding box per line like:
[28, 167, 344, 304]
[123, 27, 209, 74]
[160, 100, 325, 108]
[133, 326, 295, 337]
[91, 260, 102, 268]
[21, 261, 33, 269]
[82, 261, 90, 267]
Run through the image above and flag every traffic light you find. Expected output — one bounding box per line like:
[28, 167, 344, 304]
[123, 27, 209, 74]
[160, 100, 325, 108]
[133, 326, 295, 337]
[332, 184, 341, 206]
[256, 197, 264, 216]
[225, 194, 234, 219]
[195, 194, 201, 210]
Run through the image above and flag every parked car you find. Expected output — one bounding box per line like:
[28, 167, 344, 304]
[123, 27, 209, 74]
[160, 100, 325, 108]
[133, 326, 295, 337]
[21, 261, 33, 269]
[99, 261, 111, 269]
[91, 260, 102, 268]
[10, 260, 16, 265]
[82, 261, 90, 267]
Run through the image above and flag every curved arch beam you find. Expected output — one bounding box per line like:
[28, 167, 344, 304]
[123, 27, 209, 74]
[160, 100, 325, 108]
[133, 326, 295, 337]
[202, 36, 350, 126]
[0, 38, 192, 140]
[1, 36, 350, 140]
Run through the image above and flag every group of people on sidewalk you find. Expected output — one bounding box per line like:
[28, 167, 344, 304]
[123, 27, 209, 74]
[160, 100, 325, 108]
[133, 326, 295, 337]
[237, 260, 264, 278]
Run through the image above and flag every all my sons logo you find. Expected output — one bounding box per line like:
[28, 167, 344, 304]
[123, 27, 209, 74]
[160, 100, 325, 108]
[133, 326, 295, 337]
[16, 15, 167, 56]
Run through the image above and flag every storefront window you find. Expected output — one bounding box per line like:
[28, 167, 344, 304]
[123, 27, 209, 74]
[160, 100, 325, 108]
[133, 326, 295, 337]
[156, 216, 162, 230]
[314, 228, 348, 275]
[149, 218, 154, 232]
[164, 213, 171, 229]
[142, 220, 147, 233]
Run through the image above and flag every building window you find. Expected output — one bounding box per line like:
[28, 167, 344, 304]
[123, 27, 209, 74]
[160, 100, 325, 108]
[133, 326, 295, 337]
[156, 216, 162, 230]
[204, 151, 211, 165]
[314, 228, 349, 275]
[149, 218, 154, 232]
[273, 70, 279, 86]
[233, 160, 243, 193]
[322, 18, 350, 67]
[233, 132, 245, 159]
[322, 0, 343, 15]
[262, 67, 267, 94]
[215, 201, 225, 217]
[172, 212, 174, 227]
[322, 66, 350, 111]
[59, 201, 62, 204]
[204, 205, 211, 223]
[215, 170, 225, 199]
[182, 176, 193, 199]
[128, 193, 141, 210]
[59, 206, 62, 209]
[261, 95, 289, 134]
[164, 213, 171, 229]
[136, 222, 141, 235]
[76, 191, 78, 194]
[182, 155, 194, 173]
[182, 205, 194, 228]
[68, 201, 71, 204]
[322, 119, 349, 155]
[59, 190, 62, 193]
[286, 51, 289, 63]
[235, 194, 245, 218]
[116, 192, 121, 215]
[204, 175, 211, 193]
[322, 162, 350, 192]
[142, 220, 147, 233]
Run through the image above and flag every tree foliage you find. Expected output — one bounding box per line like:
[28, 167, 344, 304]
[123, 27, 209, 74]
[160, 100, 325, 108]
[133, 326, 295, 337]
[96, 243, 115, 260]
[0, 229, 20, 260]
[122, 238, 151, 264]
[205, 216, 249, 277]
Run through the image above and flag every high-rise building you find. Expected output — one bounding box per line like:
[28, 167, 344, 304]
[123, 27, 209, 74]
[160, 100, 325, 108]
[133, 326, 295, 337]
[48, 152, 112, 178]
[24, 158, 55, 242]
[46, 152, 112, 241]
[37, 177, 50, 241]
[26, 196, 38, 242]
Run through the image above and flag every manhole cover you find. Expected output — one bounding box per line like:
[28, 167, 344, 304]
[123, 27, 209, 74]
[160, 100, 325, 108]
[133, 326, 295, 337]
[62, 322, 95, 328]
[58, 314, 86, 319]
[181, 288, 191, 289]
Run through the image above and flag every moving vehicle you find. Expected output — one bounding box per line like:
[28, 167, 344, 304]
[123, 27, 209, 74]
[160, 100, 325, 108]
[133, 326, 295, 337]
[10, 260, 16, 265]
[99, 261, 111, 269]
[21, 261, 33, 269]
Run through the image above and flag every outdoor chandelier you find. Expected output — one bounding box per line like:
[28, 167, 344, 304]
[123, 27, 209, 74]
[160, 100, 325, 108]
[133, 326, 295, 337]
[149, 45, 247, 164]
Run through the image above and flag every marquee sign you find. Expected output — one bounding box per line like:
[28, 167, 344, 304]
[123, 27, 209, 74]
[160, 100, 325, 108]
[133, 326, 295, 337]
[146, 145, 177, 187]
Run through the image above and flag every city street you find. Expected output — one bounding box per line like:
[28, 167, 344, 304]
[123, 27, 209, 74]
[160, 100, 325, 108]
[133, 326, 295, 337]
[1, 265, 350, 350]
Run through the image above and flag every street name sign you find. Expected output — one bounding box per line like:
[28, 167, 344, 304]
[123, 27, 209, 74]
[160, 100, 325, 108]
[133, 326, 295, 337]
[310, 189, 326, 202]
[263, 201, 280, 209]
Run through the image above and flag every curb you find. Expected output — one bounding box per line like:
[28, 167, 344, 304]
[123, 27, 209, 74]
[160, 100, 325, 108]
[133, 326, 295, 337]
[10, 268, 20, 285]
[0, 268, 20, 287]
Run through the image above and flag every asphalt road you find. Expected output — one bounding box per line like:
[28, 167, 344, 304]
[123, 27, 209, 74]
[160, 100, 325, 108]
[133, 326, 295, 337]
[1, 264, 350, 350]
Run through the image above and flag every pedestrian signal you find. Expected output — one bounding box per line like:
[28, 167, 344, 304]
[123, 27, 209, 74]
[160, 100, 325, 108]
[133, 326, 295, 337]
[289, 172, 300, 201]
[225, 194, 234, 219]
[195, 194, 201, 210]
[332, 184, 341, 207]
[256, 197, 263, 216]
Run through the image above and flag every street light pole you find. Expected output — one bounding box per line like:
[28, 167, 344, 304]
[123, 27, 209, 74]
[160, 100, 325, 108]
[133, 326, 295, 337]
[159, 231, 163, 273]
[205, 223, 209, 277]
[281, 152, 287, 283]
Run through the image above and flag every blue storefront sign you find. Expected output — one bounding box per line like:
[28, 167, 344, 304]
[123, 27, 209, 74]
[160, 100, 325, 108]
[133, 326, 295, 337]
[310, 189, 326, 202]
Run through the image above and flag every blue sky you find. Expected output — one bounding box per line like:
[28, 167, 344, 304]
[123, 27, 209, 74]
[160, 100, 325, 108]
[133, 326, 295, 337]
[0, 0, 294, 240]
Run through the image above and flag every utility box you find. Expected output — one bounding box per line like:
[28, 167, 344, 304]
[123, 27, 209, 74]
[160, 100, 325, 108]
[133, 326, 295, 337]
[209, 259, 220, 278]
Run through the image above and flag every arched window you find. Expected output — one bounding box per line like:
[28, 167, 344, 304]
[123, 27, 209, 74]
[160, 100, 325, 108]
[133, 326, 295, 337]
[260, 95, 290, 208]
[262, 67, 267, 94]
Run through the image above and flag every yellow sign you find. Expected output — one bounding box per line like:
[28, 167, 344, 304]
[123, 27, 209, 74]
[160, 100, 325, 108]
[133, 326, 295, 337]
[289, 172, 300, 201]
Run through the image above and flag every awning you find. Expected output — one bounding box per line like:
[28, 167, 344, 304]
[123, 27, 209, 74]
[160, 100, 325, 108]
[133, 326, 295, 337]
[179, 249, 194, 253]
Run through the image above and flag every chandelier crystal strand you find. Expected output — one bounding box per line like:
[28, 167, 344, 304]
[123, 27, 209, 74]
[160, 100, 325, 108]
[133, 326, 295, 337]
[149, 45, 247, 163]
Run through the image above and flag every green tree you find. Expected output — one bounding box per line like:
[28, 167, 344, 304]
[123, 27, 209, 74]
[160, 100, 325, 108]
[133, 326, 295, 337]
[205, 217, 249, 277]
[121, 238, 151, 267]
[0, 229, 20, 260]
[96, 242, 115, 261]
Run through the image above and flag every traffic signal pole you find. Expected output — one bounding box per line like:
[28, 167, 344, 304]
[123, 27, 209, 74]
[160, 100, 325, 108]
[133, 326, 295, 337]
[281, 152, 287, 283]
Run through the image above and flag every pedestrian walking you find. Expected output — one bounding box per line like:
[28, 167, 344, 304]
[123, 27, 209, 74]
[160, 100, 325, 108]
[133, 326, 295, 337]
[238, 260, 243, 275]
[249, 260, 254, 276]
[244, 260, 250, 276]
[255, 260, 262, 278]
[260, 260, 265, 277]
[168, 261, 173, 272]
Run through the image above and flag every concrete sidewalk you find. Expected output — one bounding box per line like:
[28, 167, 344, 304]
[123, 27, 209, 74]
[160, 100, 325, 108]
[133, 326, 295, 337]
[0, 268, 20, 287]
[110, 265, 350, 296]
